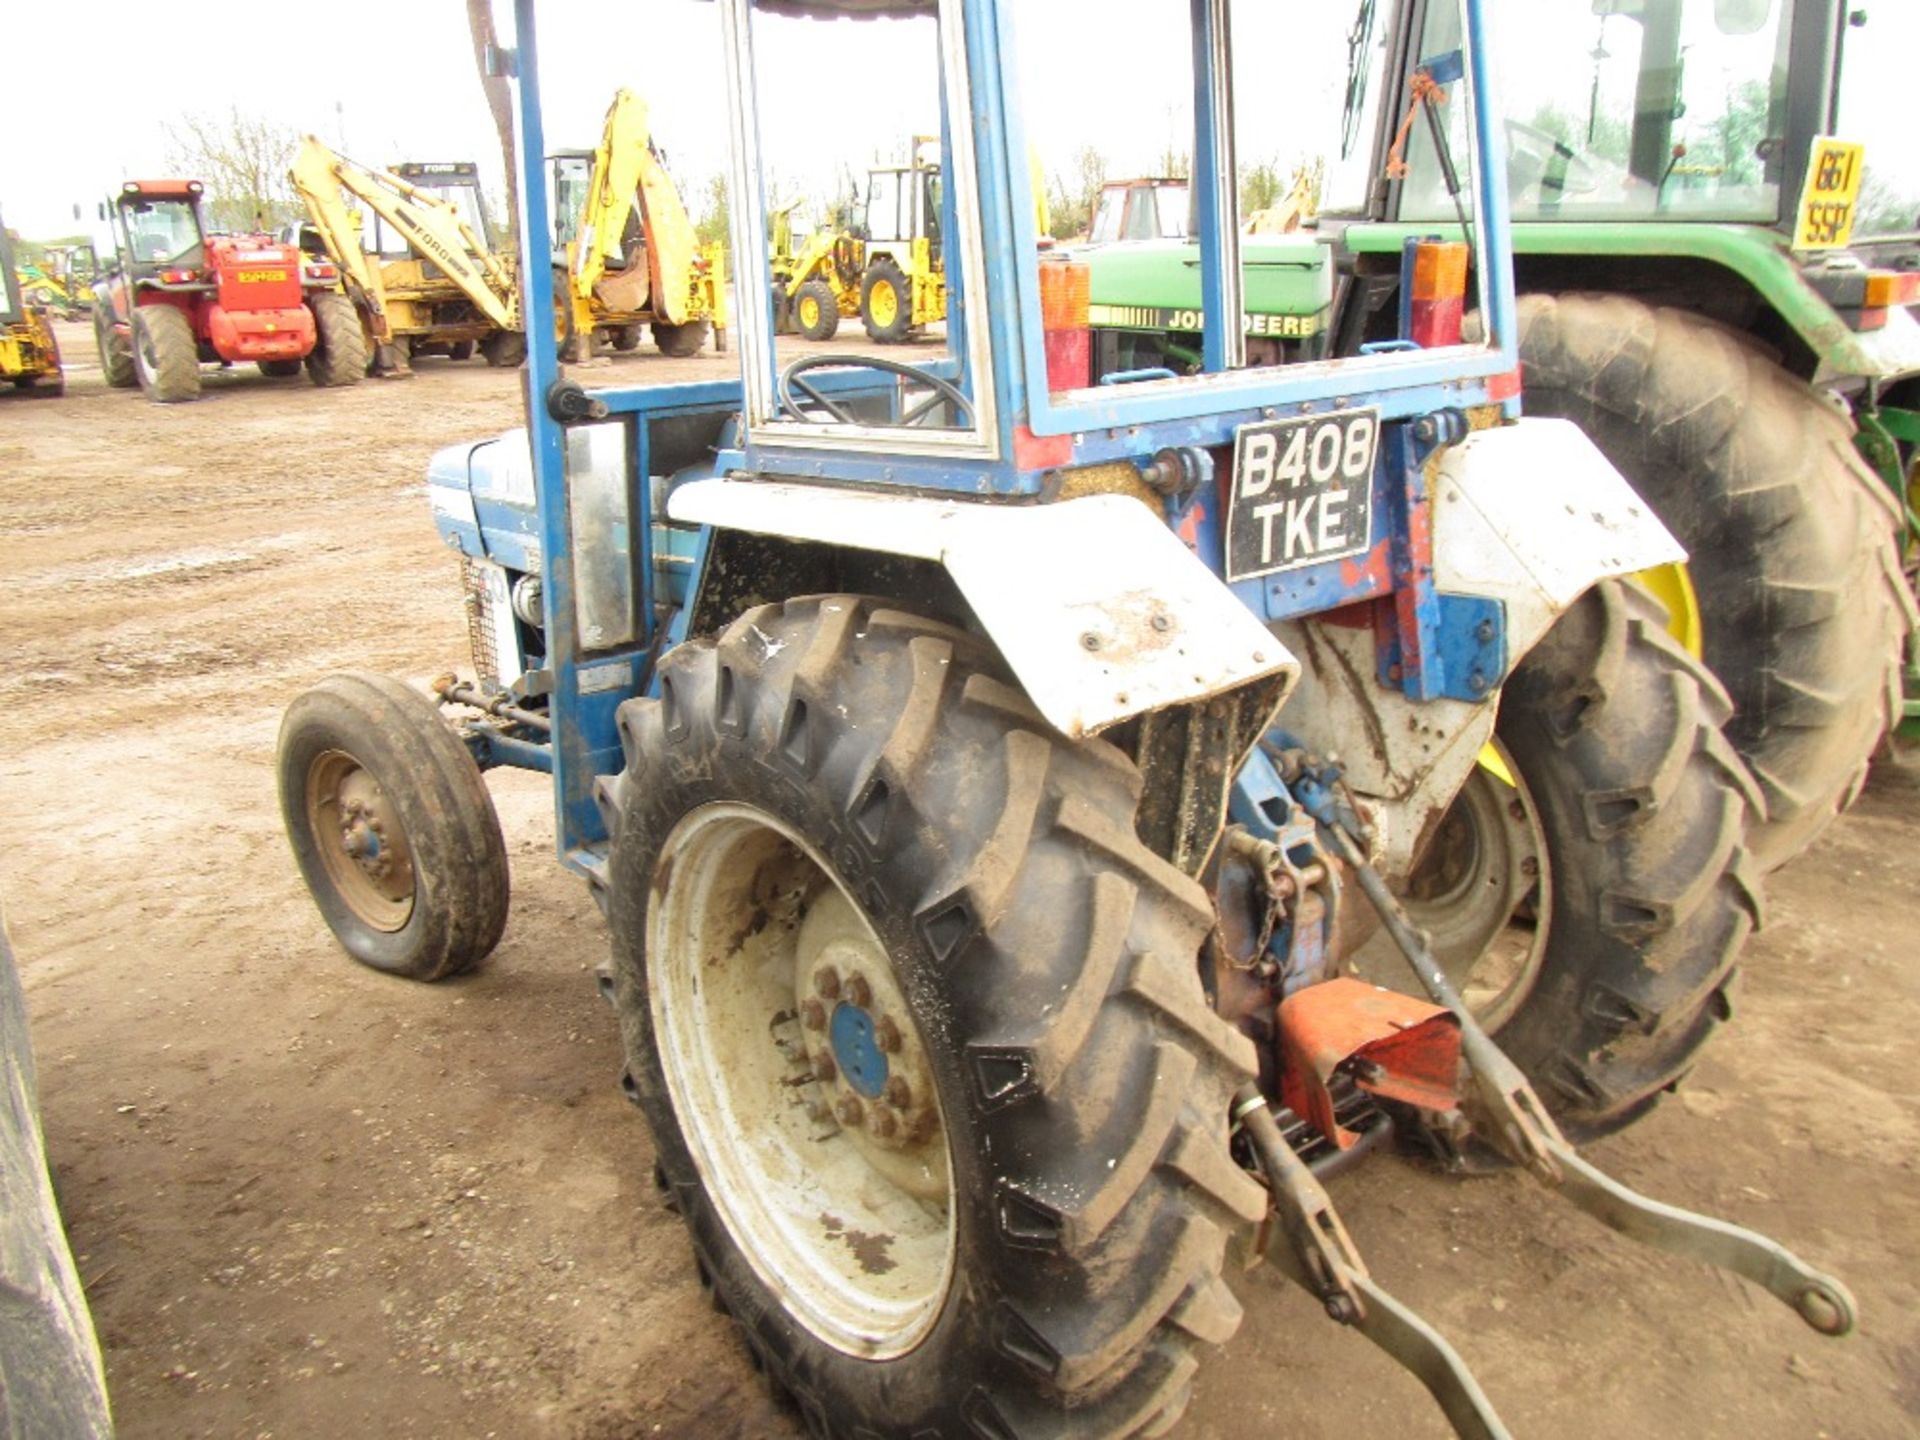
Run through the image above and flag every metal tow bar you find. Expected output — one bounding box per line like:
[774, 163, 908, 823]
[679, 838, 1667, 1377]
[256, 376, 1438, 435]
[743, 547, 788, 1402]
[1317, 819, 1859, 1339]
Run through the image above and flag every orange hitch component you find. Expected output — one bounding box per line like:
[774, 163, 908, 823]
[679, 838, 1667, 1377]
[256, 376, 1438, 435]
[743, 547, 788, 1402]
[1276, 976, 1462, 1148]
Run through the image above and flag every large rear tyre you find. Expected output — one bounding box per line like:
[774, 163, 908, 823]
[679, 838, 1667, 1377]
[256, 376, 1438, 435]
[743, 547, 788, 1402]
[1517, 293, 1912, 869]
[601, 596, 1263, 1438]
[305, 291, 367, 387]
[860, 258, 913, 344]
[1367, 581, 1763, 1140]
[132, 304, 198, 403]
[94, 309, 134, 389]
[277, 673, 509, 981]
[793, 278, 839, 342]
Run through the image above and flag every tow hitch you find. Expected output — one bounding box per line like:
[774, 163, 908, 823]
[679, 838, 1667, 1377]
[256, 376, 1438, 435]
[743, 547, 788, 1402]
[1237, 752, 1857, 1439]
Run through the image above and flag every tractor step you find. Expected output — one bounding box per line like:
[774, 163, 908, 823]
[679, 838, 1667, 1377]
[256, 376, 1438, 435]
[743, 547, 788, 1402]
[1239, 756, 1857, 1438]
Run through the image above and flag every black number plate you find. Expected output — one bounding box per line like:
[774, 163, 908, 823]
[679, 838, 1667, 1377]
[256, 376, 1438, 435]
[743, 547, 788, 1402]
[1225, 407, 1379, 582]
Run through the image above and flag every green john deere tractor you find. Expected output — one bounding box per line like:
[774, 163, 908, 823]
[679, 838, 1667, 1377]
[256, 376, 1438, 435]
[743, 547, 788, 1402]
[1333, 0, 1920, 870]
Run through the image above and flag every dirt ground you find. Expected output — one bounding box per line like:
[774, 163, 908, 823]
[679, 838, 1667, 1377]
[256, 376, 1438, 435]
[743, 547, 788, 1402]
[2, 319, 1916, 1440]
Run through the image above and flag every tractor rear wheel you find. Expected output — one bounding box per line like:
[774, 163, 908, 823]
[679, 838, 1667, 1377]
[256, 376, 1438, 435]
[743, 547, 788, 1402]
[258, 358, 303, 378]
[793, 279, 839, 341]
[448, 340, 476, 362]
[1517, 293, 1912, 869]
[652, 320, 709, 358]
[94, 309, 134, 389]
[132, 304, 198, 403]
[305, 292, 367, 387]
[601, 596, 1262, 1439]
[277, 673, 509, 981]
[608, 325, 642, 353]
[861, 258, 913, 344]
[1359, 580, 1762, 1141]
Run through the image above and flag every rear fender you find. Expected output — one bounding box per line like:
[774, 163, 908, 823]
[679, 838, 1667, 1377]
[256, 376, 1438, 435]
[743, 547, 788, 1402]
[667, 479, 1298, 741]
[1275, 417, 1684, 875]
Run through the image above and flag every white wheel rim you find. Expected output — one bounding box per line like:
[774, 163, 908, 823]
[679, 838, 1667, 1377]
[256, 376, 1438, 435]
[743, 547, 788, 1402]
[648, 802, 955, 1359]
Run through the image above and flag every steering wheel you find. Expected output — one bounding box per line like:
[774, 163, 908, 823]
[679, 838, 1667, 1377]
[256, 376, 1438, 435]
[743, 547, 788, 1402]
[777, 353, 976, 430]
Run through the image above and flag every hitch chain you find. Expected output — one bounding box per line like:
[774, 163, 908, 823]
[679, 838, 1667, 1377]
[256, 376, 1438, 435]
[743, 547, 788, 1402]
[1238, 749, 1858, 1440]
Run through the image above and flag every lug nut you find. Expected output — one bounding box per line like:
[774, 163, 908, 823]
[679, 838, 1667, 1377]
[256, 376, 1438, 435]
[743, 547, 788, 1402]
[874, 1016, 901, 1054]
[814, 967, 840, 999]
[844, 974, 872, 1008]
[801, 998, 826, 1031]
[883, 1076, 911, 1108]
[869, 1109, 898, 1139]
[813, 1052, 837, 1083]
[836, 1096, 864, 1126]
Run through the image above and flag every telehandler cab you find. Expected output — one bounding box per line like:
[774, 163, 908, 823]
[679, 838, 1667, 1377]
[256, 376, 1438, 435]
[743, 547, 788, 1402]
[279, 3, 1855, 1435]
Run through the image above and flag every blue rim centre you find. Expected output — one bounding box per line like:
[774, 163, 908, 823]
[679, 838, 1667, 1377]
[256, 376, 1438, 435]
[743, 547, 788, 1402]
[830, 1002, 889, 1099]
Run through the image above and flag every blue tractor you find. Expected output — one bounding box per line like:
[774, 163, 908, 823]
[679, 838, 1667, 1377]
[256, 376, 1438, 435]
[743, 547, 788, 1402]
[277, 2, 1855, 1434]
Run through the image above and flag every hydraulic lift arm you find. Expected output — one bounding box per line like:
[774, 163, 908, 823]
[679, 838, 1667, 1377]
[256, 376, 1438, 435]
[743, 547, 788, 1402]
[290, 136, 521, 336]
[571, 89, 701, 327]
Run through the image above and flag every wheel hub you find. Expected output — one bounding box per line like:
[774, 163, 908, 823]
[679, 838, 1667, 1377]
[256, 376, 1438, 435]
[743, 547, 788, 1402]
[798, 929, 941, 1164]
[305, 750, 416, 932]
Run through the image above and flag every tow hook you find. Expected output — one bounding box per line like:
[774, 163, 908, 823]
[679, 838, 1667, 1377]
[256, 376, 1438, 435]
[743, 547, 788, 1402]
[1240, 750, 1857, 1440]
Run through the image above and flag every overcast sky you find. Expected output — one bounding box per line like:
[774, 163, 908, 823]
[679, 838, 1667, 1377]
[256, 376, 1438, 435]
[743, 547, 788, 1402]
[2, 1, 1909, 245]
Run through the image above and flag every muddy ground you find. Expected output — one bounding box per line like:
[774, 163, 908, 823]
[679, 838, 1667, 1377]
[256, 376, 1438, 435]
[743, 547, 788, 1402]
[2, 319, 1915, 1439]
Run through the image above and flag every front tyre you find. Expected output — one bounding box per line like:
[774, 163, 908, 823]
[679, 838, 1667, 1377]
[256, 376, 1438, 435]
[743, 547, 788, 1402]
[94, 308, 135, 389]
[602, 596, 1264, 1438]
[277, 673, 509, 981]
[132, 304, 199, 403]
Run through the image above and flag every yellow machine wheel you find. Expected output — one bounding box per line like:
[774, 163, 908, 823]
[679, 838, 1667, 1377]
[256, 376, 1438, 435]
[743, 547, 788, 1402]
[793, 278, 839, 342]
[1628, 561, 1703, 658]
[860, 258, 912, 344]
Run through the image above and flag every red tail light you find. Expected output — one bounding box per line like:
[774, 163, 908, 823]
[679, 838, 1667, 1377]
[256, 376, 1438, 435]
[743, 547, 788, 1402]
[1038, 257, 1090, 392]
[161, 268, 199, 285]
[1407, 240, 1468, 349]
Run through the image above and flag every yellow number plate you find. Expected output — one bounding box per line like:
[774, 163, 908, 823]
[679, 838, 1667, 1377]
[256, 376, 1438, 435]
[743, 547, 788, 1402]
[1794, 138, 1865, 251]
[236, 268, 289, 284]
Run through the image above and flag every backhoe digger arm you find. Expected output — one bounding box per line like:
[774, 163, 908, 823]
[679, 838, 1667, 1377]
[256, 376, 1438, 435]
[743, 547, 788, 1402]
[290, 136, 520, 334]
[573, 89, 702, 326]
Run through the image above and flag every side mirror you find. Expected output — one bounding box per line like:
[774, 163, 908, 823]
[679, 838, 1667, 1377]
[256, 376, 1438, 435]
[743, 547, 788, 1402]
[1713, 0, 1773, 34]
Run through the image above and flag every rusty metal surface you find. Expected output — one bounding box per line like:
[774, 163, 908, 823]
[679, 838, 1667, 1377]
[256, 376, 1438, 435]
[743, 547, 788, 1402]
[1276, 976, 1461, 1149]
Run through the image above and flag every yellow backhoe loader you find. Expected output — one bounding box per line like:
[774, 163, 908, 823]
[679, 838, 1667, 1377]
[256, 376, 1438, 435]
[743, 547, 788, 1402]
[291, 142, 527, 371]
[1, 210, 63, 397]
[549, 88, 727, 360]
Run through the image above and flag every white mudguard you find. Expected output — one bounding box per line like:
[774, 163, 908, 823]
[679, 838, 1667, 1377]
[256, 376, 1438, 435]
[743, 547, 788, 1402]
[1275, 417, 1685, 875]
[668, 479, 1298, 739]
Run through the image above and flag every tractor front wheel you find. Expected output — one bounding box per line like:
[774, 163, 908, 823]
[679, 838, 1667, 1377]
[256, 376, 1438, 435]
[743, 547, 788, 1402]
[652, 320, 709, 358]
[860, 258, 913, 344]
[94, 309, 134, 389]
[305, 292, 367, 387]
[131, 305, 198, 403]
[1518, 293, 1911, 869]
[602, 596, 1262, 1438]
[277, 673, 509, 981]
[793, 279, 839, 342]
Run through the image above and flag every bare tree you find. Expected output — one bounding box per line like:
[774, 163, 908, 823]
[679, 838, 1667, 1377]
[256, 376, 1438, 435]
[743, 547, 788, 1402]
[163, 110, 302, 233]
[467, 0, 520, 243]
